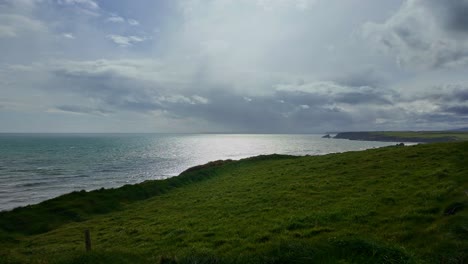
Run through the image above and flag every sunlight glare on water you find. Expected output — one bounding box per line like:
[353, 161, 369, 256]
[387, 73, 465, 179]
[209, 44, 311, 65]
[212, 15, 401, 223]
[0, 133, 396, 211]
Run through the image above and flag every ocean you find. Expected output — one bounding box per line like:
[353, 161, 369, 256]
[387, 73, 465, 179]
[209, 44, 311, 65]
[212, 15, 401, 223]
[0, 133, 396, 211]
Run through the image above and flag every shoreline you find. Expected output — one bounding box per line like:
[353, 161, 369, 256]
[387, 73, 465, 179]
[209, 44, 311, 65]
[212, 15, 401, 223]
[1, 141, 466, 263]
[0, 134, 395, 212]
[332, 131, 468, 143]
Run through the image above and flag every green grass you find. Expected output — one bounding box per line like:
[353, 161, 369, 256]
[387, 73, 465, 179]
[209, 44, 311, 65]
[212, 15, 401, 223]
[0, 159, 234, 236]
[1, 142, 467, 263]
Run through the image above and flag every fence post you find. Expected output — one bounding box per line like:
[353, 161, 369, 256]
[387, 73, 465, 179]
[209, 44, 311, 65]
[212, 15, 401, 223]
[84, 229, 91, 252]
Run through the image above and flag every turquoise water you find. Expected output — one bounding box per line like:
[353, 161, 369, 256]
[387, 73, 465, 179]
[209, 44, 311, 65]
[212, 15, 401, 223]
[0, 133, 395, 211]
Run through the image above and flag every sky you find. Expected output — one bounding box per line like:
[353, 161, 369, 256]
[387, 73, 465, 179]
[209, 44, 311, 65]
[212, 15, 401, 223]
[1, 0, 468, 133]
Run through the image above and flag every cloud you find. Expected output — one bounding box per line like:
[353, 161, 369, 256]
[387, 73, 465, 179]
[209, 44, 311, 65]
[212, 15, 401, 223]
[47, 59, 178, 84]
[363, 0, 468, 69]
[56, 0, 99, 10]
[55, 0, 100, 16]
[389, 82, 468, 129]
[255, 0, 318, 11]
[14, 59, 361, 132]
[2, 0, 468, 132]
[426, 0, 468, 34]
[62, 33, 75, 39]
[444, 105, 468, 115]
[36, 59, 185, 114]
[36, 58, 466, 129]
[106, 34, 147, 47]
[423, 84, 468, 103]
[0, 98, 31, 111]
[106, 15, 139, 26]
[53, 105, 113, 115]
[275, 81, 394, 106]
[412, 84, 468, 117]
[170, 0, 330, 91]
[0, 25, 16, 38]
[107, 15, 125, 23]
[160, 88, 358, 132]
[0, 14, 46, 38]
[332, 68, 389, 88]
[4, 55, 468, 132]
[127, 19, 139, 26]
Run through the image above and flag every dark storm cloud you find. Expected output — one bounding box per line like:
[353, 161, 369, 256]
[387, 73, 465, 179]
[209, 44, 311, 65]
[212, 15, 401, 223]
[443, 105, 468, 115]
[421, 85, 468, 104]
[446, 1, 468, 33]
[447, 88, 468, 102]
[427, 0, 468, 33]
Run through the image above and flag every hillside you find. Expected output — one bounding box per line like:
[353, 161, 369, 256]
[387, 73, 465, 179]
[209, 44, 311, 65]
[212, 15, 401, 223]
[1, 142, 467, 263]
[334, 131, 468, 143]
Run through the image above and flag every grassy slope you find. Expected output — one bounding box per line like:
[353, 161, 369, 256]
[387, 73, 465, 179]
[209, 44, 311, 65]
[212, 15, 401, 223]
[1, 142, 467, 263]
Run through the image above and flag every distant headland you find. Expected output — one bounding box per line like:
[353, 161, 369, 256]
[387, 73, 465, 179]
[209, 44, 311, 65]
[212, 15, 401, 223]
[331, 131, 468, 143]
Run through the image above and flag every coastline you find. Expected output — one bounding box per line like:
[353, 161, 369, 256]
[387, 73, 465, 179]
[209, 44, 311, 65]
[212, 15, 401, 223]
[0, 134, 395, 212]
[333, 131, 468, 143]
[1, 141, 467, 263]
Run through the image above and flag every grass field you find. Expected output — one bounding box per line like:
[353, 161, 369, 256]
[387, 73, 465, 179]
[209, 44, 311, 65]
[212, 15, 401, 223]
[1, 142, 467, 263]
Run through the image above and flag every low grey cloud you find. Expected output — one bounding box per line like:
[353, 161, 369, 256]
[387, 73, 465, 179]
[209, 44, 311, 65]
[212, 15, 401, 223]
[414, 84, 468, 118]
[5, 55, 459, 132]
[157, 89, 356, 133]
[425, 85, 468, 103]
[444, 105, 468, 115]
[333, 68, 389, 88]
[54, 105, 113, 115]
[32, 60, 402, 132]
[50, 69, 160, 112]
[335, 92, 392, 105]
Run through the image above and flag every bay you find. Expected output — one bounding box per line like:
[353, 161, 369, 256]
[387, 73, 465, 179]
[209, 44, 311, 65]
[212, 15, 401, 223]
[0, 133, 396, 211]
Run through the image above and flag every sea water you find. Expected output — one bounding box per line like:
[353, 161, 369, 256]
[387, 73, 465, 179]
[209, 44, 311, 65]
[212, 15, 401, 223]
[0, 133, 396, 211]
